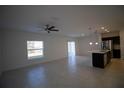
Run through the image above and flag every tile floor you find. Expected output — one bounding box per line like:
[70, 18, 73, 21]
[0, 56, 124, 88]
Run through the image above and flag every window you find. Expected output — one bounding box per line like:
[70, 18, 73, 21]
[27, 41, 44, 59]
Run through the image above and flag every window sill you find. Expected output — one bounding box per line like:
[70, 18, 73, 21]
[28, 55, 44, 60]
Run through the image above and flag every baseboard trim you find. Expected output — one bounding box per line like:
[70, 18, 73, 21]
[2, 57, 67, 72]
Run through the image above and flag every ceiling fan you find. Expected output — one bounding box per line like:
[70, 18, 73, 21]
[44, 24, 59, 33]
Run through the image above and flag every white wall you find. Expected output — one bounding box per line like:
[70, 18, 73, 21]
[120, 30, 124, 60]
[2, 30, 76, 71]
[78, 34, 101, 56]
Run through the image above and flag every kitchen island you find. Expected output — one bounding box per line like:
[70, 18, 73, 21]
[89, 50, 111, 68]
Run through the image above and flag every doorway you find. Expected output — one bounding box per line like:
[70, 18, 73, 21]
[68, 41, 76, 56]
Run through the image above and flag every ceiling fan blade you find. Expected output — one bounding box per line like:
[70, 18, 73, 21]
[43, 24, 59, 33]
[48, 26, 55, 30]
[50, 29, 59, 31]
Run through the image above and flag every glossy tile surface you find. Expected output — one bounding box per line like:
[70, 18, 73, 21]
[0, 56, 124, 88]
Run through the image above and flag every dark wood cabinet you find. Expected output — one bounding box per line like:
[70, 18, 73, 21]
[102, 36, 120, 58]
[92, 51, 111, 68]
[113, 49, 120, 58]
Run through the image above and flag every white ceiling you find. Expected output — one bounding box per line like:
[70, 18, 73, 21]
[1, 6, 124, 37]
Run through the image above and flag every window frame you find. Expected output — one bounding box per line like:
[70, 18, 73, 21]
[27, 41, 44, 60]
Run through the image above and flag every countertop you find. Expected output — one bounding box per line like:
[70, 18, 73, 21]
[88, 50, 110, 54]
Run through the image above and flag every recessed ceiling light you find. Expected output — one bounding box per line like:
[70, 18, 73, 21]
[81, 33, 85, 36]
[105, 29, 108, 31]
[95, 42, 98, 45]
[89, 42, 93, 45]
[101, 27, 105, 30]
